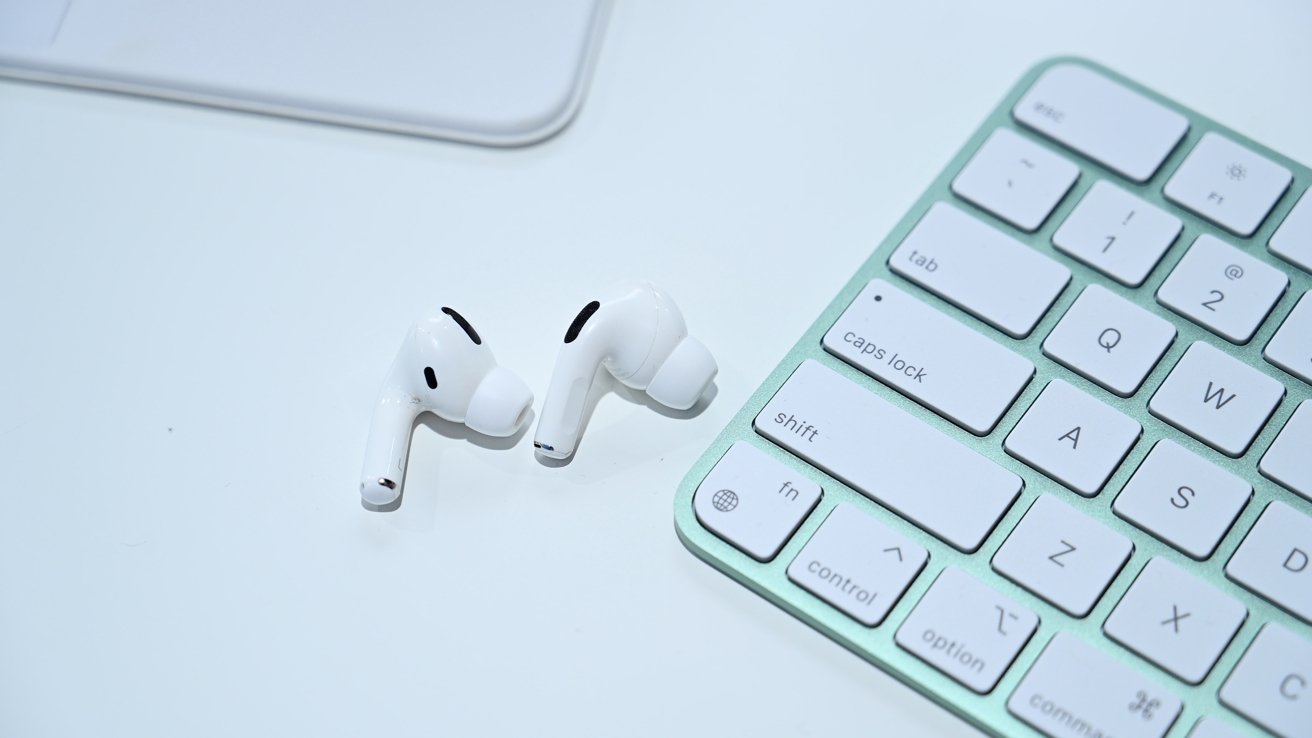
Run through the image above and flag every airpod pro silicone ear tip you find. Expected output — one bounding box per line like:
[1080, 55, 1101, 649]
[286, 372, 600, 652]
[646, 335, 718, 411]
[465, 366, 534, 437]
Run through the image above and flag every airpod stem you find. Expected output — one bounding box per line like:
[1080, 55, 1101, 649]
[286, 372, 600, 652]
[533, 336, 605, 459]
[360, 389, 417, 506]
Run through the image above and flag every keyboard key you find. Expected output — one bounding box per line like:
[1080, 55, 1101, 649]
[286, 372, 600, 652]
[1104, 558, 1247, 684]
[1113, 440, 1251, 560]
[693, 441, 821, 562]
[894, 567, 1038, 693]
[1261, 401, 1312, 500]
[1265, 291, 1312, 384]
[1008, 632, 1183, 738]
[1013, 62, 1189, 183]
[1225, 501, 1312, 623]
[1187, 718, 1247, 738]
[1053, 181, 1183, 287]
[951, 128, 1079, 232]
[1219, 624, 1312, 738]
[1156, 234, 1289, 344]
[755, 360, 1022, 552]
[1043, 285, 1176, 397]
[1271, 188, 1312, 272]
[1164, 132, 1293, 237]
[1004, 380, 1141, 496]
[992, 494, 1133, 617]
[890, 202, 1071, 339]
[787, 503, 928, 626]
[1148, 341, 1285, 458]
[823, 279, 1034, 435]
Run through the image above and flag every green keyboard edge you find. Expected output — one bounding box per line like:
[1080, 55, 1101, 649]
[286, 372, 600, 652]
[672, 55, 1311, 738]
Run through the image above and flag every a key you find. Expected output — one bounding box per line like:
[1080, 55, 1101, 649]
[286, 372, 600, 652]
[951, 127, 1080, 232]
[894, 567, 1038, 693]
[1271, 188, 1312, 273]
[1225, 501, 1312, 623]
[1260, 400, 1312, 501]
[693, 441, 822, 562]
[1008, 632, 1182, 738]
[1103, 558, 1247, 684]
[1112, 440, 1251, 560]
[1004, 379, 1141, 496]
[1265, 291, 1312, 385]
[1219, 624, 1312, 738]
[1156, 234, 1289, 344]
[890, 202, 1071, 339]
[823, 279, 1034, 435]
[755, 360, 1022, 552]
[1164, 132, 1293, 237]
[991, 494, 1133, 617]
[1043, 284, 1176, 397]
[1148, 341, 1285, 458]
[1053, 181, 1183, 287]
[787, 503, 928, 626]
[1013, 63, 1189, 183]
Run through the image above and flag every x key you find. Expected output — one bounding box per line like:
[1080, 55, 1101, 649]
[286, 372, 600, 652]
[1104, 559, 1247, 684]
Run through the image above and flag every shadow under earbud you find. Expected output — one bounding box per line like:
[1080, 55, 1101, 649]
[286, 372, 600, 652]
[534, 373, 719, 467]
[360, 411, 535, 512]
[417, 410, 534, 450]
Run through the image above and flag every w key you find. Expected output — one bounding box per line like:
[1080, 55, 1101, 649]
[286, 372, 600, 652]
[1149, 342, 1285, 457]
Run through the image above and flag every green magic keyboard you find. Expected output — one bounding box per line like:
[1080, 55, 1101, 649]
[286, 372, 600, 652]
[674, 57, 1311, 738]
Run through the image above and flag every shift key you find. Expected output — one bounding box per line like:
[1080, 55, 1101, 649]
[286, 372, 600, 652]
[756, 360, 1023, 552]
[824, 279, 1034, 435]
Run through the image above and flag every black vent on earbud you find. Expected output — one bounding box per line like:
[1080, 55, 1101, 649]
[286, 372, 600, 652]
[423, 366, 438, 389]
[441, 306, 482, 345]
[564, 301, 601, 343]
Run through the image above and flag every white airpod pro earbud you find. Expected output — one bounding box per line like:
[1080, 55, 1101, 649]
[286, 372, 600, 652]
[534, 281, 717, 460]
[360, 307, 534, 507]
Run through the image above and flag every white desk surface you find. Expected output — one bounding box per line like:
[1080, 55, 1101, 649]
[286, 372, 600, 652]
[2, 3, 1310, 736]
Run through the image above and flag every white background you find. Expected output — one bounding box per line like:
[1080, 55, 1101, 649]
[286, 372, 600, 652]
[2, 2, 1310, 736]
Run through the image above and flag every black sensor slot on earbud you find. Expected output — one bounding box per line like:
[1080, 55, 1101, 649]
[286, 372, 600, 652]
[423, 367, 438, 389]
[441, 306, 482, 345]
[564, 301, 601, 343]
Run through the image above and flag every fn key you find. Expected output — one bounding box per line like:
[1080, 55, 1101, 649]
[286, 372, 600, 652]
[694, 442, 821, 562]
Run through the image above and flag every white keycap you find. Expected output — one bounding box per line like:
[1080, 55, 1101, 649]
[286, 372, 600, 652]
[894, 567, 1038, 693]
[1156, 234, 1289, 344]
[1043, 285, 1176, 397]
[693, 442, 821, 562]
[1013, 63, 1189, 183]
[1004, 380, 1141, 496]
[1265, 291, 1312, 385]
[1271, 188, 1312, 272]
[823, 279, 1034, 434]
[890, 202, 1071, 339]
[1187, 718, 1247, 738]
[992, 494, 1133, 617]
[1149, 341, 1285, 458]
[787, 503, 928, 626]
[756, 360, 1022, 552]
[1219, 624, 1312, 738]
[1103, 558, 1247, 684]
[1053, 181, 1183, 287]
[1113, 440, 1252, 560]
[1226, 501, 1312, 623]
[951, 128, 1080, 232]
[1008, 632, 1183, 738]
[1164, 132, 1293, 237]
[1261, 401, 1312, 500]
